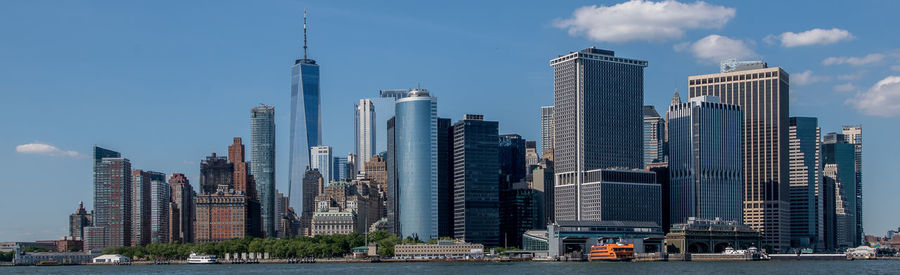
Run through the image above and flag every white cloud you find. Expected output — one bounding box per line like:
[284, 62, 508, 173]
[823, 53, 885, 66]
[833, 83, 857, 92]
[555, 0, 735, 43]
[15, 142, 80, 157]
[675, 34, 756, 63]
[792, 70, 830, 86]
[767, 28, 853, 47]
[847, 76, 900, 117]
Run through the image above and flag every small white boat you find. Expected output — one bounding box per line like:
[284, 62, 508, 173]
[187, 252, 217, 264]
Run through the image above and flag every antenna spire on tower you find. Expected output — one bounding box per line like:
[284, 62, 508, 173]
[303, 9, 308, 60]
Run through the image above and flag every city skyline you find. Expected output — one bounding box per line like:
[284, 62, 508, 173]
[2, 0, 899, 242]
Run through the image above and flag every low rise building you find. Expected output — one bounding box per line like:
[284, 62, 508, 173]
[12, 251, 98, 265]
[540, 221, 665, 259]
[665, 217, 762, 253]
[194, 186, 250, 243]
[394, 241, 484, 259]
[92, 254, 130, 264]
[311, 207, 356, 236]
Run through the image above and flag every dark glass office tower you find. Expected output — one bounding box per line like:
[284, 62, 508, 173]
[452, 114, 500, 247]
[822, 133, 857, 250]
[289, 12, 322, 226]
[499, 134, 527, 187]
[789, 117, 823, 250]
[251, 104, 276, 237]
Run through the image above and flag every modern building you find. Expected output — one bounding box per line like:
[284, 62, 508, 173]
[168, 173, 194, 244]
[541, 221, 665, 258]
[500, 182, 542, 248]
[532, 159, 554, 224]
[647, 163, 671, 233]
[550, 47, 659, 225]
[667, 96, 743, 225]
[85, 147, 132, 251]
[499, 133, 527, 187]
[355, 99, 376, 176]
[251, 104, 276, 238]
[689, 60, 791, 252]
[69, 202, 92, 241]
[788, 117, 823, 250]
[665, 217, 762, 253]
[540, 106, 554, 158]
[310, 146, 333, 185]
[842, 125, 863, 245]
[131, 170, 152, 247]
[289, 13, 322, 236]
[333, 156, 350, 182]
[525, 141, 539, 167]
[437, 117, 454, 239]
[386, 117, 399, 235]
[453, 114, 500, 247]
[823, 132, 858, 249]
[394, 89, 438, 240]
[643, 105, 665, 166]
[394, 241, 485, 259]
[148, 171, 169, 244]
[300, 169, 323, 235]
[200, 153, 233, 194]
[194, 185, 250, 243]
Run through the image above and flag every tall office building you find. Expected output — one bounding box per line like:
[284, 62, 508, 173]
[789, 117, 823, 250]
[200, 153, 233, 194]
[228, 138, 261, 237]
[148, 171, 169, 244]
[436, 117, 454, 238]
[386, 117, 399, 235]
[86, 150, 132, 250]
[667, 96, 743, 225]
[550, 47, 659, 225]
[356, 99, 376, 176]
[689, 60, 791, 252]
[452, 114, 500, 247]
[394, 89, 438, 240]
[69, 202, 92, 241]
[823, 132, 858, 249]
[289, 12, 322, 229]
[842, 125, 862, 245]
[300, 169, 323, 235]
[332, 156, 349, 182]
[310, 146, 333, 184]
[251, 104, 276, 238]
[499, 134, 527, 187]
[540, 106, 554, 158]
[132, 170, 152, 246]
[643, 105, 665, 166]
[168, 173, 194, 243]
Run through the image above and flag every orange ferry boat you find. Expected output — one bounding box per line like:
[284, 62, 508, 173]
[588, 243, 635, 262]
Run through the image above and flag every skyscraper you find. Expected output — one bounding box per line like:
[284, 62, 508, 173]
[550, 47, 659, 225]
[823, 132, 858, 249]
[789, 117, 823, 250]
[540, 106, 554, 158]
[86, 151, 132, 250]
[842, 125, 863, 245]
[69, 202, 92, 241]
[300, 169, 322, 236]
[251, 104, 276, 238]
[452, 114, 500, 247]
[168, 173, 194, 243]
[525, 141, 539, 167]
[689, 61, 791, 252]
[200, 152, 233, 194]
[132, 170, 152, 246]
[394, 89, 438, 240]
[289, 12, 322, 229]
[643, 105, 665, 166]
[667, 96, 743, 225]
[386, 117, 399, 235]
[499, 134, 527, 187]
[436, 117, 454, 238]
[149, 171, 169, 244]
[310, 146, 333, 184]
[332, 156, 349, 182]
[356, 99, 376, 176]
[229, 137, 256, 199]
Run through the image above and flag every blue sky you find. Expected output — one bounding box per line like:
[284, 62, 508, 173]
[1, 0, 898, 241]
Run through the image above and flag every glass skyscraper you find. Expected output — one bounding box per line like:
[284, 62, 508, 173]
[310, 145, 332, 185]
[149, 171, 169, 244]
[789, 117, 823, 250]
[841, 125, 862, 246]
[251, 104, 276, 237]
[452, 114, 500, 247]
[289, 20, 321, 228]
[394, 89, 438, 240]
[822, 132, 858, 249]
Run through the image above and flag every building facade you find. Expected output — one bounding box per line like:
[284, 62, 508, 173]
[251, 104, 276, 238]
[667, 96, 743, 225]
[355, 98, 376, 176]
[823, 133, 858, 249]
[333, 156, 349, 182]
[310, 145, 333, 185]
[69, 202, 92, 241]
[168, 173, 194, 243]
[452, 114, 500, 247]
[301, 169, 323, 235]
[643, 105, 665, 166]
[689, 61, 791, 252]
[789, 117, 823, 250]
[289, 24, 322, 231]
[194, 186, 249, 243]
[394, 89, 438, 240]
[149, 171, 169, 244]
[499, 133, 527, 187]
[131, 170, 152, 247]
[86, 147, 132, 251]
[841, 125, 862, 246]
[540, 106, 554, 157]
[200, 153, 233, 194]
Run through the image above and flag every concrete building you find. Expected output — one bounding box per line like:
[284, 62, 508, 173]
[643, 105, 666, 166]
[540, 106, 554, 157]
[289, 15, 322, 234]
[531, 159, 554, 224]
[842, 125, 863, 246]
[789, 117, 823, 250]
[200, 153, 233, 194]
[85, 147, 132, 251]
[665, 217, 762, 253]
[148, 171, 169, 244]
[363, 155, 387, 191]
[300, 169, 323, 235]
[394, 241, 484, 259]
[194, 186, 250, 243]
[168, 173, 194, 243]
[550, 47, 659, 227]
[394, 89, 438, 240]
[251, 104, 276, 238]
[667, 96, 743, 225]
[131, 170, 152, 247]
[310, 146, 333, 185]
[69, 201, 92, 241]
[228, 138, 260, 238]
[453, 114, 500, 247]
[525, 141, 539, 167]
[355, 98, 376, 176]
[689, 60, 791, 252]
